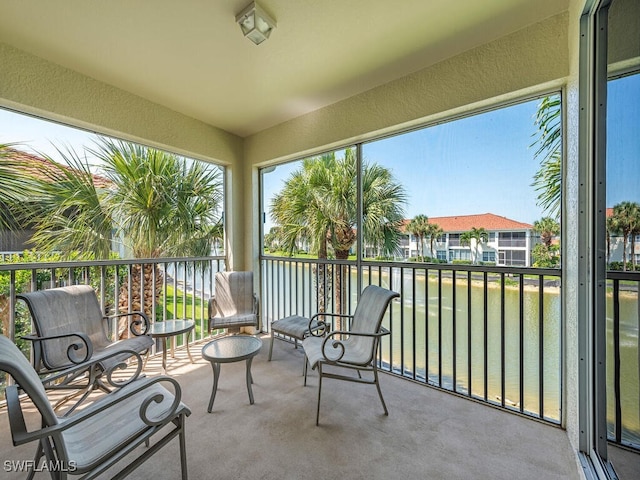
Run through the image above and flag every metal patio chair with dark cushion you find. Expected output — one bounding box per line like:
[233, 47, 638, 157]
[0, 334, 191, 480]
[302, 284, 399, 425]
[17, 285, 154, 411]
[208, 271, 259, 334]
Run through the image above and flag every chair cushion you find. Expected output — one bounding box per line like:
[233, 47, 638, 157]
[210, 313, 257, 328]
[96, 335, 154, 372]
[62, 380, 190, 471]
[271, 315, 319, 340]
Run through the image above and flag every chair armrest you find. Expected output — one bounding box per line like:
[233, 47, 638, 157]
[39, 348, 145, 391]
[320, 328, 390, 363]
[106, 311, 150, 336]
[308, 312, 353, 337]
[8, 375, 185, 446]
[22, 332, 93, 365]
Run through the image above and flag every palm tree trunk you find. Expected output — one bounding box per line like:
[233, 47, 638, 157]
[0, 294, 9, 338]
[117, 263, 163, 338]
[335, 250, 350, 329]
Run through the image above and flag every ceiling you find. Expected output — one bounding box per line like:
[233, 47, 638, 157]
[0, 0, 568, 138]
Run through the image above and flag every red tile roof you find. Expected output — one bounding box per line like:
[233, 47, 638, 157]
[2, 148, 111, 188]
[401, 213, 533, 233]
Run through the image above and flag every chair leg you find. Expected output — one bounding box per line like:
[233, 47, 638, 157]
[315, 363, 323, 426]
[303, 355, 308, 386]
[179, 415, 189, 480]
[373, 364, 388, 416]
[268, 330, 275, 361]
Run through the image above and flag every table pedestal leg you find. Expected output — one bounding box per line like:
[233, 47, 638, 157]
[246, 357, 254, 405]
[161, 338, 168, 375]
[207, 362, 221, 413]
[186, 330, 194, 364]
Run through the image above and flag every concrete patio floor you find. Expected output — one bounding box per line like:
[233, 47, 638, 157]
[0, 334, 582, 479]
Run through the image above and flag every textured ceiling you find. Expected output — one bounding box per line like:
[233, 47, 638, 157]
[0, 0, 568, 137]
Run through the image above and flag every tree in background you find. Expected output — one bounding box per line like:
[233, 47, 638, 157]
[533, 217, 560, 247]
[270, 149, 406, 318]
[469, 227, 489, 264]
[425, 223, 443, 260]
[407, 214, 429, 261]
[532, 216, 561, 268]
[531, 95, 561, 220]
[9, 138, 223, 323]
[609, 201, 640, 271]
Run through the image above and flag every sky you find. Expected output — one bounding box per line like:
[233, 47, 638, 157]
[2, 73, 639, 230]
[263, 97, 549, 230]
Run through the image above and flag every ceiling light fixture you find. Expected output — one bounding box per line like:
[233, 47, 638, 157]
[235, 1, 276, 46]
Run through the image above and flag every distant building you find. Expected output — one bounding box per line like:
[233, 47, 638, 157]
[399, 213, 538, 267]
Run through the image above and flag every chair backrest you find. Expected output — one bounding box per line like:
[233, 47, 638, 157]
[18, 285, 109, 370]
[213, 271, 255, 317]
[0, 335, 58, 428]
[347, 285, 399, 363]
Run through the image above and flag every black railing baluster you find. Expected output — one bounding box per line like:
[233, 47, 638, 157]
[452, 270, 457, 392]
[467, 270, 472, 398]
[519, 273, 524, 413]
[539, 275, 544, 419]
[483, 271, 488, 402]
[613, 278, 622, 444]
[438, 269, 442, 387]
[500, 272, 505, 408]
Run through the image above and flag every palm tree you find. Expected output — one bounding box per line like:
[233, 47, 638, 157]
[20, 146, 114, 259]
[533, 217, 560, 248]
[531, 96, 562, 220]
[93, 138, 223, 318]
[610, 201, 640, 271]
[407, 214, 429, 260]
[0, 144, 35, 232]
[459, 231, 472, 262]
[469, 227, 489, 264]
[270, 149, 406, 318]
[20, 138, 223, 322]
[606, 216, 615, 265]
[425, 223, 443, 260]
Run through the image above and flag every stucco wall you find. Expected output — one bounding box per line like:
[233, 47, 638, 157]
[244, 12, 570, 167]
[0, 42, 242, 165]
[0, 41, 248, 268]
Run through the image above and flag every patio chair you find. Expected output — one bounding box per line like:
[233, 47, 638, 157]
[302, 284, 399, 425]
[0, 334, 191, 479]
[17, 284, 154, 412]
[208, 271, 259, 334]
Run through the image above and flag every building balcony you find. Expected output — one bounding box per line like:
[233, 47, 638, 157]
[0, 339, 580, 479]
[1, 255, 638, 478]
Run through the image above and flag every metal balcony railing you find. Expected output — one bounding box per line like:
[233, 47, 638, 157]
[2, 254, 638, 451]
[261, 256, 563, 425]
[0, 255, 226, 394]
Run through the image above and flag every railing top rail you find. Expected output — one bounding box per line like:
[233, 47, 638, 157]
[606, 270, 640, 281]
[0, 255, 226, 272]
[260, 255, 561, 277]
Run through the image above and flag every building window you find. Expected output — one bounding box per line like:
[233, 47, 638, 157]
[448, 233, 461, 247]
[449, 249, 470, 261]
[498, 231, 526, 247]
[482, 251, 496, 263]
[498, 249, 526, 266]
[436, 250, 447, 261]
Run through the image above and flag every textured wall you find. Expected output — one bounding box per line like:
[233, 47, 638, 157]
[244, 12, 570, 166]
[0, 41, 246, 267]
[0, 42, 242, 165]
